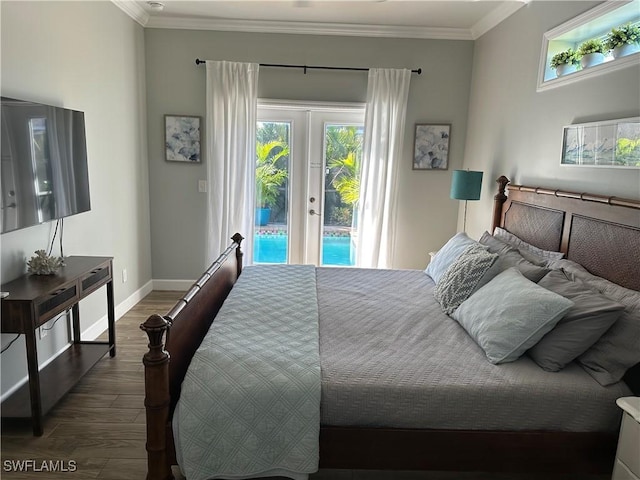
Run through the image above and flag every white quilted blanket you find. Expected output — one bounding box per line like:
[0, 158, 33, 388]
[173, 265, 321, 480]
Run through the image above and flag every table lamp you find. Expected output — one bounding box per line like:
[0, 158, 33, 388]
[450, 169, 483, 232]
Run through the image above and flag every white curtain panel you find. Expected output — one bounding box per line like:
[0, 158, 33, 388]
[356, 68, 411, 269]
[205, 61, 259, 265]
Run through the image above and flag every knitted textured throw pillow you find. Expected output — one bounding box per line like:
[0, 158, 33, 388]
[434, 244, 498, 315]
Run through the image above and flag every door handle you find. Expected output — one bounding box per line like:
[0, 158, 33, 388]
[309, 209, 322, 216]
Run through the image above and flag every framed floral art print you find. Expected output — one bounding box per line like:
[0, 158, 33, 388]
[413, 124, 450, 170]
[165, 115, 202, 163]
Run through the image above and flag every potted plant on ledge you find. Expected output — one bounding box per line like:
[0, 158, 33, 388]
[578, 38, 606, 68]
[605, 23, 640, 59]
[550, 48, 581, 77]
[255, 140, 289, 226]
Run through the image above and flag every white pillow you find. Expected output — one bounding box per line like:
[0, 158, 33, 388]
[425, 232, 484, 284]
[451, 267, 574, 364]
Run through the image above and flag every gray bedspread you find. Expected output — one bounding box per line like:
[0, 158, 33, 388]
[317, 267, 631, 432]
[174, 265, 320, 480]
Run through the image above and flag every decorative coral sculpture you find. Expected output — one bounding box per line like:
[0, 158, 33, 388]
[27, 250, 64, 275]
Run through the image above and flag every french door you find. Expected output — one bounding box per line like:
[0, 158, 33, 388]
[254, 101, 365, 266]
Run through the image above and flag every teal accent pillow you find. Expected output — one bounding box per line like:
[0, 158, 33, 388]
[425, 232, 485, 284]
[451, 267, 574, 364]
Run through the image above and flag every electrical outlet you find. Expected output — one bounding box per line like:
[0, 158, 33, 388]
[122, 268, 128, 283]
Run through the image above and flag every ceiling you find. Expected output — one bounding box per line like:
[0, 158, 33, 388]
[113, 0, 529, 40]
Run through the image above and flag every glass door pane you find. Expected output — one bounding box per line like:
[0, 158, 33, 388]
[255, 103, 364, 266]
[321, 123, 364, 266]
[254, 121, 291, 264]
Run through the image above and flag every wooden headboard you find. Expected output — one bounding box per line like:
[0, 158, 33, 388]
[491, 175, 640, 291]
[491, 175, 640, 394]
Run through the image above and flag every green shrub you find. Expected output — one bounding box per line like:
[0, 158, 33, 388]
[605, 23, 640, 50]
[550, 48, 580, 68]
[256, 141, 288, 208]
[578, 38, 606, 55]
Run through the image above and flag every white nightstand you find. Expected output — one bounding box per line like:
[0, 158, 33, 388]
[613, 397, 640, 480]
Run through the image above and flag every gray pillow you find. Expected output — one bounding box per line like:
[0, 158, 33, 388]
[480, 231, 547, 265]
[434, 244, 498, 314]
[476, 232, 550, 291]
[479, 231, 514, 254]
[528, 269, 625, 372]
[425, 232, 485, 284]
[548, 259, 640, 386]
[451, 267, 574, 364]
[493, 227, 565, 262]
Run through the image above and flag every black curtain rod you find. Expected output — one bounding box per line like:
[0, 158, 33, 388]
[195, 58, 421, 75]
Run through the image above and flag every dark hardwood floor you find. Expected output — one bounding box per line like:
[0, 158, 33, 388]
[1, 290, 179, 480]
[1, 291, 612, 480]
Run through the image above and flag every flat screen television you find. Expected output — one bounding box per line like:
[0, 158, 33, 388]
[1, 97, 91, 234]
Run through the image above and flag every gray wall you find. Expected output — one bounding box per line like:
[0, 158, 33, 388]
[0, 2, 151, 394]
[145, 29, 475, 276]
[4, 0, 635, 396]
[462, 1, 640, 239]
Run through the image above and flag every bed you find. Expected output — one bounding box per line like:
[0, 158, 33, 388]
[141, 175, 640, 480]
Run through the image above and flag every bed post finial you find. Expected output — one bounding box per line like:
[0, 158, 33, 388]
[140, 314, 174, 480]
[492, 176, 510, 233]
[496, 176, 509, 196]
[232, 233, 244, 275]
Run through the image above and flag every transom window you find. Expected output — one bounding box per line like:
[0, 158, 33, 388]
[538, 0, 639, 91]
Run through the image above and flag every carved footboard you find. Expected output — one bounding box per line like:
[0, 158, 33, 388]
[141, 233, 244, 480]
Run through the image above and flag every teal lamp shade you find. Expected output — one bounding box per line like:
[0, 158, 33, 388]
[450, 170, 483, 200]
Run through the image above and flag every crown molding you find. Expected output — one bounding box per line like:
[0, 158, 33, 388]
[113, 1, 527, 40]
[470, 1, 526, 39]
[111, 0, 150, 27]
[145, 16, 473, 40]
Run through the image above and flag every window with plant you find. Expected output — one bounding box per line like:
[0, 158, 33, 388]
[541, 0, 640, 89]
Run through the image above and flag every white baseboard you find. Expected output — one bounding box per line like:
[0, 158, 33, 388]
[0, 279, 154, 403]
[0, 342, 73, 402]
[82, 279, 154, 340]
[152, 279, 194, 291]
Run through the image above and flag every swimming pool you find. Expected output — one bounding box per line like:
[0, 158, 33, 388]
[254, 235, 354, 266]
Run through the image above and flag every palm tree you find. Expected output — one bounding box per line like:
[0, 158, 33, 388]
[255, 140, 289, 211]
[325, 126, 362, 167]
[328, 151, 359, 206]
[324, 125, 363, 226]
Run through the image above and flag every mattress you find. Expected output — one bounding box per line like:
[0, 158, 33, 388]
[316, 267, 631, 432]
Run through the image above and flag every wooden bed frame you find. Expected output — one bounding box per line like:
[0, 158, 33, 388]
[141, 176, 640, 480]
